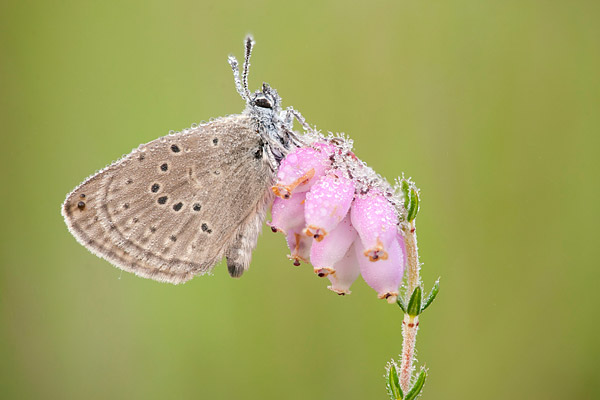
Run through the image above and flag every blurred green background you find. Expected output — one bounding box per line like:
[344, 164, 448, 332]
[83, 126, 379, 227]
[1, 0, 599, 399]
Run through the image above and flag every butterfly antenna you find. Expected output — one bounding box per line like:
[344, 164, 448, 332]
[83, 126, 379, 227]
[242, 35, 254, 101]
[228, 55, 247, 102]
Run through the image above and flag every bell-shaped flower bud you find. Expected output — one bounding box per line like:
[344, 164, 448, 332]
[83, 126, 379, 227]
[304, 172, 355, 242]
[310, 215, 357, 277]
[327, 243, 361, 295]
[267, 192, 306, 235]
[351, 190, 399, 261]
[357, 235, 406, 303]
[285, 229, 313, 266]
[272, 146, 331, 199]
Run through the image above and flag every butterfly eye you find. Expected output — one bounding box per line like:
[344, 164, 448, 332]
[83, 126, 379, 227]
[253, 95, 273, 109]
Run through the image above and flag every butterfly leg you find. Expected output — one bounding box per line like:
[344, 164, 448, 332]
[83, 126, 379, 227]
[279, 107, 313, 150]
[283, 106, 311, 132]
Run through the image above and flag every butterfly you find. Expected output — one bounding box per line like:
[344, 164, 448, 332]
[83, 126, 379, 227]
[62, 37, 308, 284]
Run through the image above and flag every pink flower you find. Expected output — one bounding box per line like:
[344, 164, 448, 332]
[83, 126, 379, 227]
[327, 243, 361, 295]
[269, 139, 411, 304]
[285, 229, 312, 266]
[351, 190, 399, 262]
[357, 235, 406, 303]
[310, 215, 357, 277]
[312, 141, 337, 157]
[271, 146, 331, 199]
[304, 172, 355, 241]
[267, 192, 306, 235]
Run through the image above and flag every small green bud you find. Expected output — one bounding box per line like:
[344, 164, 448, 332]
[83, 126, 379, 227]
[397, 177, 420, 222]
[406, 186, 420, 222]
[401, 179, 410, 210]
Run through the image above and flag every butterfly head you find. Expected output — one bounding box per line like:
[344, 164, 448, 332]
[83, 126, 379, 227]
[251, 83, 281, 112]
[228, 37, 307, 165]
[228, 37, 284, 116]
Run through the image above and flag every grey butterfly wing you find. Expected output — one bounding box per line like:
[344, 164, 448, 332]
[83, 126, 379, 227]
[62, 114, 274, 284]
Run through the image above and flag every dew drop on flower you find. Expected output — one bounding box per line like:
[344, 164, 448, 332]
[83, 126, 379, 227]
[304, 172, 355, 241]
[351, 190, 399, 262]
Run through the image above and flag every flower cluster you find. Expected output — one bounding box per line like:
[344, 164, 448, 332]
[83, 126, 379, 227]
[269, 136, 409, 303]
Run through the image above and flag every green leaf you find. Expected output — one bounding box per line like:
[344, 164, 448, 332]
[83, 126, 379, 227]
[407, 187, 420, 222]
[406, 286, 422, 317]
[387, 363, 403, 400]
[401, 179, 410, 210]
[396, 297, 407, 313]
[420, 279, 440, 313]
[404, 369, 427, 400]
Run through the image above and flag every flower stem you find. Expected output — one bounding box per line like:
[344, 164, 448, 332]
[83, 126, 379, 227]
[404, 221, 420, 296]
[399, 221, 421, 393]
[400, 314, 419, 393]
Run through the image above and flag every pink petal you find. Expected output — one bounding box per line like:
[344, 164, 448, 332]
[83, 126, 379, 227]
[357, 235, 405, 303]
[327, 243, 361, 295]
[304, 172, 355, 242]
[285, 228, 313, 266]
[272, 146, 331, 199]
[351, 190, 399, 262]
[267, 192, 306, 235]
[310, 215, 357, 277]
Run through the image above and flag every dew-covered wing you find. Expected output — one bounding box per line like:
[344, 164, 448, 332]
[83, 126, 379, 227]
[62, 115, 274, 284]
